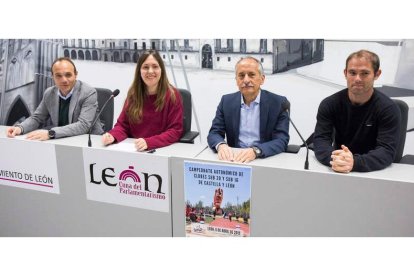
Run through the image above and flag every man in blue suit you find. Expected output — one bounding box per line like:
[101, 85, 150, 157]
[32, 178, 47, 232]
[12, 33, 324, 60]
[207, 57, 289, 163]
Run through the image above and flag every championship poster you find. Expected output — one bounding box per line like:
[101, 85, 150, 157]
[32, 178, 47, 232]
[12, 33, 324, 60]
[184, 161, 252, 237]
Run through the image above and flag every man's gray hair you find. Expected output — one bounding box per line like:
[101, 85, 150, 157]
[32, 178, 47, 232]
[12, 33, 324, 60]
[235, 56, 264, 75]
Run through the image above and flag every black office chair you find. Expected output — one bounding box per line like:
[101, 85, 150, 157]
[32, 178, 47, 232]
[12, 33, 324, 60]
[400, 154, 414, 164]
[178, 88, 199, 143]
[392, 98, 413, 164]
[95, 87, 115, 132]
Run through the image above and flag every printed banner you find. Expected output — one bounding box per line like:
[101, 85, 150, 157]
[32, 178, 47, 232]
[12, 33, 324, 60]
[184, 161, 252, 237]
[83, 147, 169, 212]
[0, 138, 60, 194]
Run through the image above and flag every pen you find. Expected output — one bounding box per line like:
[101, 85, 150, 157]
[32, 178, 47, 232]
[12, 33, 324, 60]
[147, 149, 156, 153]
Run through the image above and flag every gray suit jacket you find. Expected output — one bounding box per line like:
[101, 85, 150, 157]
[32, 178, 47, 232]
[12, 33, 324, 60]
[19, 80, 103, 138]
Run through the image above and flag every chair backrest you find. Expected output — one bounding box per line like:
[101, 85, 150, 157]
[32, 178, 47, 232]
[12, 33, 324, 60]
[283, 98, 291, 113]
[177, 88, 199, 143]
[178, 88, 192, 134]
[95, 88, 114, 132]
[392, 98, 408, 163]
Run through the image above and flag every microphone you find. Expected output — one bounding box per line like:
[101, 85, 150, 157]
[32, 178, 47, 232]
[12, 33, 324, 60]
[283, 101, 309, 170]
[88, 89, 120, 147]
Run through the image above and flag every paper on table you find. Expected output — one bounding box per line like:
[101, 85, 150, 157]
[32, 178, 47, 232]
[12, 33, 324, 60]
[105, 141, 137, 152]
[13, 135, 28, 140]
[14, 135, 44, 143]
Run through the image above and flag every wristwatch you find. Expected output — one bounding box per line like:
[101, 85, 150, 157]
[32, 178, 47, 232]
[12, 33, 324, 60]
[251, 146, 262, 158]
[48, 129, 56, 139]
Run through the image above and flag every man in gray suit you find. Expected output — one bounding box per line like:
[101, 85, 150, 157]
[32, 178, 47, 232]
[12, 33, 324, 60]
[6, 57, 103, 140]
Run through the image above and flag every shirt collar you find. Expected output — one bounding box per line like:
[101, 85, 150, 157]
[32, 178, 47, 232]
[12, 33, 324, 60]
[58, 87, 74, 100]
[241, 89, 261, 106]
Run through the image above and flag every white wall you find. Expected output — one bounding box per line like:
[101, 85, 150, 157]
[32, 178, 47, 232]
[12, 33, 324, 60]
[75, 40, 414, 155]
[394, 40, 414, 89]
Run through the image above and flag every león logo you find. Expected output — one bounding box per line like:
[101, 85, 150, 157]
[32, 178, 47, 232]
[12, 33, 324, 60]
[119, 166, 141, 182]
[89, 163, 165, 199]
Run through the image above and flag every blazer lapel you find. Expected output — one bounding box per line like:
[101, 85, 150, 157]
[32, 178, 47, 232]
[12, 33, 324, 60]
[68, 81, 81, 123]
[259, 90, 269, 140]
[50, 88, 59, 125]
[232, 92, 241, 146]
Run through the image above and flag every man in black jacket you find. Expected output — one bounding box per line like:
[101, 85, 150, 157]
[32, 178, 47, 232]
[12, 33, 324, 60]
[313, 50, 401, 173]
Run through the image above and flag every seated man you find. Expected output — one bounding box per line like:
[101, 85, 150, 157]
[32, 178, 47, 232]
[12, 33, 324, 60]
[6, 57, 103, 140]
[207, 56, 290, 163]
[313, 50, 401, 173]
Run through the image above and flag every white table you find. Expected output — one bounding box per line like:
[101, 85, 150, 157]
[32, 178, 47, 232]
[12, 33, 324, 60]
[171, 147, 414, 236]
[0, 126, 206, 236]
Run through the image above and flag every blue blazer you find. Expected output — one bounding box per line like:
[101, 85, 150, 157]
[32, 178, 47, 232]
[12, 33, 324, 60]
[207, 90, 290, 158]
